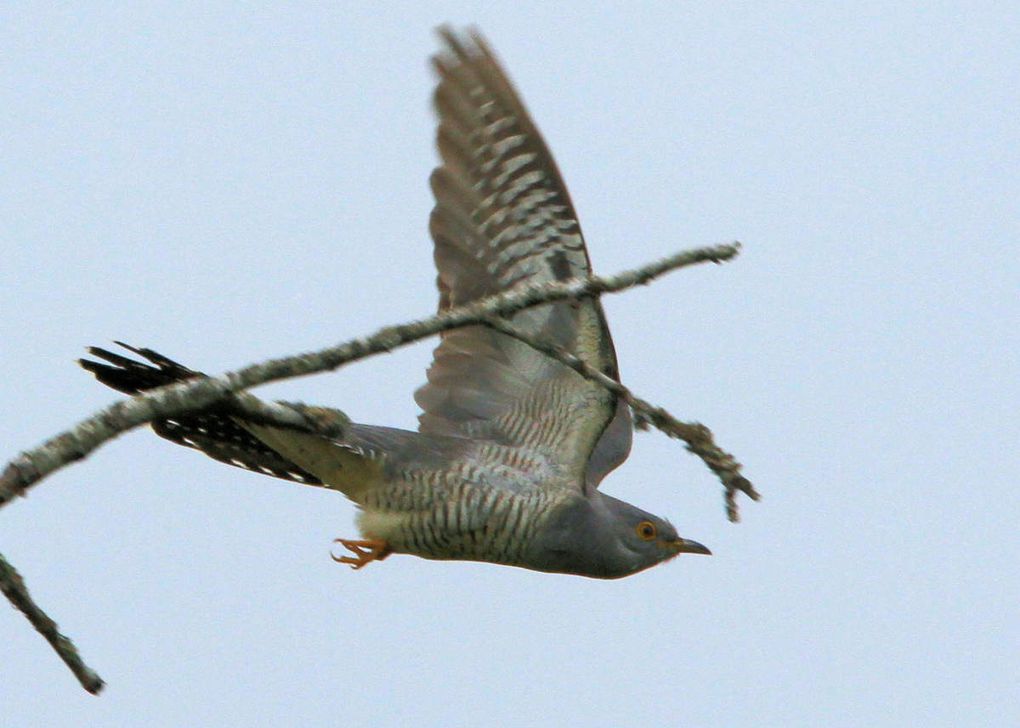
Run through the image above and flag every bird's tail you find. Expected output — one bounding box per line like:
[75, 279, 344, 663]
[79, 341, 202, 395]
[80, 343, 325, 486]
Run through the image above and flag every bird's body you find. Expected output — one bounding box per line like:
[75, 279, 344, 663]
[246, 421, 564, 569]
[81, 27, 711, 579]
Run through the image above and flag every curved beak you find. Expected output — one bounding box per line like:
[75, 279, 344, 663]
[672, 537, 712, 556]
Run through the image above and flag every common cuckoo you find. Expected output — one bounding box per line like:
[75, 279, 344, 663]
[81, 27, 711, 579]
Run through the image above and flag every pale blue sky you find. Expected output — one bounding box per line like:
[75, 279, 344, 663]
[2, 3, 1017, 727]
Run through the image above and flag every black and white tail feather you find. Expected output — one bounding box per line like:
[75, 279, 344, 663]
[80, 343, 324, 486]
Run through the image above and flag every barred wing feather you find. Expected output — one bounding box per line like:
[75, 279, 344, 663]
[415, 28, 632, 490]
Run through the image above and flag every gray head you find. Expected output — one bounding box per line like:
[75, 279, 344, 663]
[526, 491, 711, 579]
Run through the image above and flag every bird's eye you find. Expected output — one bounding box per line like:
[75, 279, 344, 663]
[636, 521, 657, 541]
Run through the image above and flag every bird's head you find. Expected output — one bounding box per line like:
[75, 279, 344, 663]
[529, 492, 710, 579]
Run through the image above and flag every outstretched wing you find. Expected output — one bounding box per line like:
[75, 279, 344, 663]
[415, 27, 632, 489]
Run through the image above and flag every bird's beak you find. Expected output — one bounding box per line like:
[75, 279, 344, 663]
[671, 538, 712, 556]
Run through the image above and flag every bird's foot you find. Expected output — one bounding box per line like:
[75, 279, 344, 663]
[331, 538, 392, 570]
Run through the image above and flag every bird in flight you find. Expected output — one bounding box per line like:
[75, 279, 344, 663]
[81, 27, 712, 579]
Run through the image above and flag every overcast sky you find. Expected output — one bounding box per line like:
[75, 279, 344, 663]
[2, 3, 1017, 727]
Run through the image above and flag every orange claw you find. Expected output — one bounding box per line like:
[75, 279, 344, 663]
[331, 538, 392, 570]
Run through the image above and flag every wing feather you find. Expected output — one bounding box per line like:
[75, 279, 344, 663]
[416, 28, 632, 489]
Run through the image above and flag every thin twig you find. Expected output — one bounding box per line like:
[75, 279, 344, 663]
[0, 243, 739, 509]
[481, 316, 760, 521]
[0, 552, 104, 694]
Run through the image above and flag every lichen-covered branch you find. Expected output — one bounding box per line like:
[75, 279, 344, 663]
[0, 243, 739, 509]
[0, 383, 349, 509]
[481, 316, 760, 521]
[0, 552, 104, 694]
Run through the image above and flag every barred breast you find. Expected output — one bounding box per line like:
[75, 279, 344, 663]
[357, 467, 563, 566]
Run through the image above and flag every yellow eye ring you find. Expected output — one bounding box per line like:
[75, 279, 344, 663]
[636, 521, 657, 541]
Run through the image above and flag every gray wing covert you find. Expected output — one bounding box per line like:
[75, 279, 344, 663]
[415, 28, 632, 490]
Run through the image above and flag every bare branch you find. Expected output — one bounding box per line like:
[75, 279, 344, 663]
[481, 316, 760, 521]
[0, 384, 349, 508]
[0, 552, 104, 694]
[0, 243, 739, 509]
